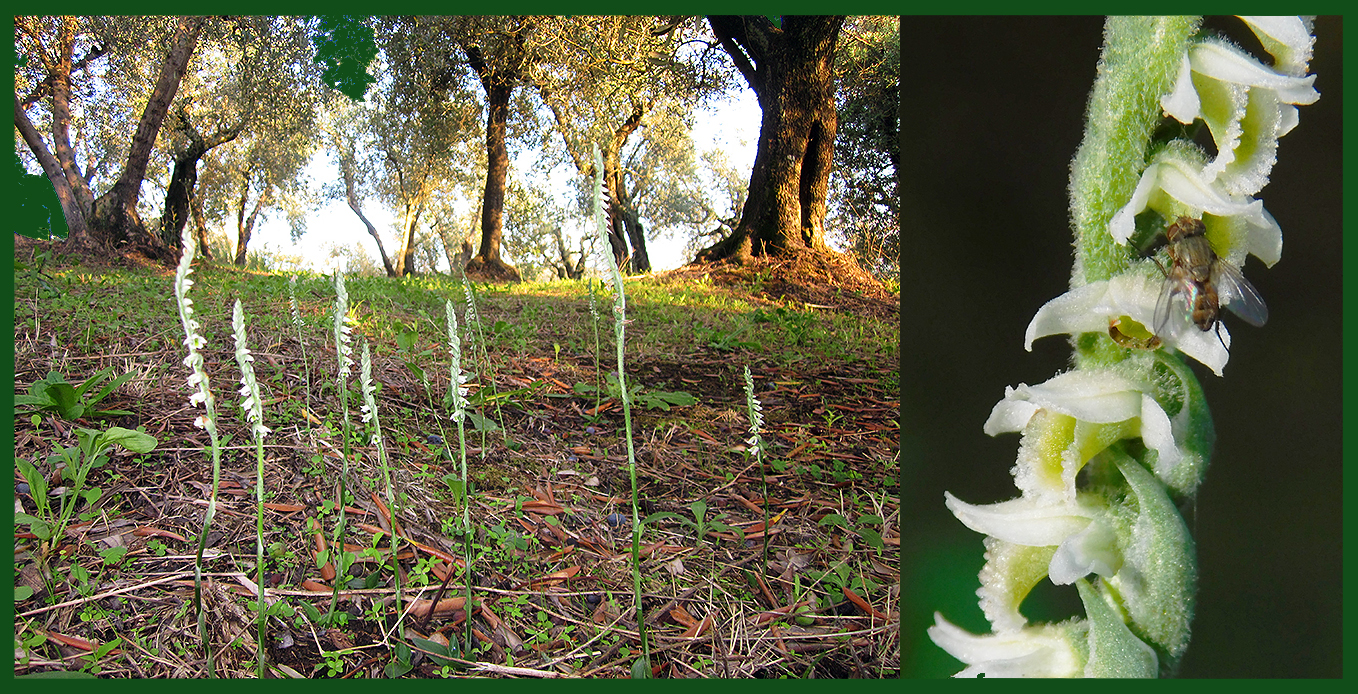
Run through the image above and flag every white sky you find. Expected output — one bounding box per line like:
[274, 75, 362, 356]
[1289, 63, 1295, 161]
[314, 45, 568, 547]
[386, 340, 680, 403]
[247, 87, 764, 275]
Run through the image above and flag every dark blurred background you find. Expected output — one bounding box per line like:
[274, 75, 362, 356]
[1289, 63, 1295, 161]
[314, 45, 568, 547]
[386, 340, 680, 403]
[900, 16, 1342, 678]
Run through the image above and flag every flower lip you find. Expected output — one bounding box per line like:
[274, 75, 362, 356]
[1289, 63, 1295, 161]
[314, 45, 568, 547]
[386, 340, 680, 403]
[1108, 156, 1282, 269]
[944, 492, 1095, 547]
[1238, 16, 1314, 77]
[928, 613, 1084, 678]
[985, 369, 1144, 434]
[1189, 39, 1318, 106]
[1024, 273, 1232, 376]
[1048, 519, 1123, 585]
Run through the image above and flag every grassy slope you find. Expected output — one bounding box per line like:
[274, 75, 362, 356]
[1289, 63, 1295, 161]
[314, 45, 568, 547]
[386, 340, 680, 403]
[12, 247, 899, 678]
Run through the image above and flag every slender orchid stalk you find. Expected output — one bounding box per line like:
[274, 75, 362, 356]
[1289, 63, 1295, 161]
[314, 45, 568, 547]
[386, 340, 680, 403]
[587, 278, 603, 415]
[742, 366, 771, 571]
[359, 340, 403, 641]
[461, 280, 509, 447]
[326, 267, 358, 622]
[445, 298, 474, 652]
[593, 143, 650, 676]
[173, 224, 223, 674]
[231, 299, 272, 677]
[929, 16, 1318, 678]
[288, 275, 315, 448]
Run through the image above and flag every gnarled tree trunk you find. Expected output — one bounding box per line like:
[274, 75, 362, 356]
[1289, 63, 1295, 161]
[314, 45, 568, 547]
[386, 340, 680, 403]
[89, 15, 207, 261]
[462, 41, 522, 283]
[695, 15, 844, 264]
[188, 188, 213, 259]
[336, 149, 397, 276]
[14, 93, 93, 247]
[233, 184, 271, 267]
[159, 106, 243, 251]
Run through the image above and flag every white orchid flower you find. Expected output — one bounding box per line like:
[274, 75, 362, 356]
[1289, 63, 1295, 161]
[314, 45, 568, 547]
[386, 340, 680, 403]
[1107, 152, 1282, 270]
[1159, 18, 1318, 197]
[983, 370, 1185, 499]
[1025, 273, 1231, 375]
[928, 614, 1086, 678]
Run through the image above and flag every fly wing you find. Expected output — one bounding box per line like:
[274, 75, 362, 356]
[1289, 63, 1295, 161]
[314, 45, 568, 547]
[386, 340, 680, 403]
[1153, 274, 1193, 341]
[1212, 261, 1269, 327]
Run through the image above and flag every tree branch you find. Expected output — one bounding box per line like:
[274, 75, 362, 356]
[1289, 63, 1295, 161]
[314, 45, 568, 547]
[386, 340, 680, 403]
[707, 16, 762, 95]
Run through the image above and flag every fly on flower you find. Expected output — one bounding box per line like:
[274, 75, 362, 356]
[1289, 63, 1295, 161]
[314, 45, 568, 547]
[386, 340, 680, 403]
[1151, 216, 1268, 347]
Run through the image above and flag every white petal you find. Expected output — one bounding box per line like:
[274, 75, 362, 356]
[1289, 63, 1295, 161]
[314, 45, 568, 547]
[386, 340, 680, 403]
[1190, 40, 1318, 105]
[1024, 283, 1110, 351]
[1025, 274, 1163, 352]
[1048, 519, 1122, 585]
[1155, 159, 1259, 218]
[1008, 370, 1142, 424]
[1160, 53, 1201, 124]
[1277, 103, 1300, 137]
[1108, 165, 1162, 244]
[983, 394, 1041, 436]
[944, 493, 1094, 546]
[1238, 16, 1314, 77]
[1139, 394, 1186, 478]
[928, 614, 1084, 678]
[1244, 207, 1284, 268]
[1108, 163, 1162, 244]
[1172, 321, 1232, 377]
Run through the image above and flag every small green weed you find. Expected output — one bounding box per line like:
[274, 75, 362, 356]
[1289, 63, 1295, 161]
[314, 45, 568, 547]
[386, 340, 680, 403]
[572, 373, 697, 411]
[15, 367, 135, 421]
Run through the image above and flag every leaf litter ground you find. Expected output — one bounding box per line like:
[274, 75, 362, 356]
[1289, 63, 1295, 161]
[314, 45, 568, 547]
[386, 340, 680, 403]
[12, 241, 900, 678]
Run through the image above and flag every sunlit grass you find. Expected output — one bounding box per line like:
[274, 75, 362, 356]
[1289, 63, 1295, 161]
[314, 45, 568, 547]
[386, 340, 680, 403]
[13, 227, 900, 677]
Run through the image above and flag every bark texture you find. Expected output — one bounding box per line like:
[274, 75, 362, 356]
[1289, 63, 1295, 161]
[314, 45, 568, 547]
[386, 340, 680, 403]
[89, 15, 207, 260]
[462, 40, 524, 282]
[159, 106, 244, 250]
[14, 93, 92, 246]
[696, 15, 844, 264]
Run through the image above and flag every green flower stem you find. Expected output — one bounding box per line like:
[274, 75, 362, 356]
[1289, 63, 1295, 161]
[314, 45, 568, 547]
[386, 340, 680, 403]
[742, 366, 770, 570]
[288, 275, 315, 448]
[1070, 16, 1201, 290]
[231, 299, 271, 678]
[172, 225, 223, 675]
[1070, 17, 1200, 372]
[327, 269, 356, 622]
[359, 341, 403, 643]
[445, 298, 475, 653]
[593, 142, 650, 676]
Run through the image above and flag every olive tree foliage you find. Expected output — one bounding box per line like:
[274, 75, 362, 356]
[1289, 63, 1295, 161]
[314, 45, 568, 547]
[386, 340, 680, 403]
[533, 15, 733, 273]
[828, 16, 899, 279]
[367, 16, 484, 277]
[423, 165, 488, 276]
[157, 16, 323, 264]
[679, 145, 751, 260]
[15, 15, 326, 265]
[193, 121, 319, 267]
[500, 175, 571, 282]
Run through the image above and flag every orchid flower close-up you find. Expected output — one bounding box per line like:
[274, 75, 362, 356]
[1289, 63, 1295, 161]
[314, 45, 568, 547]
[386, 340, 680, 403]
[904, 16, 1341, 678]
